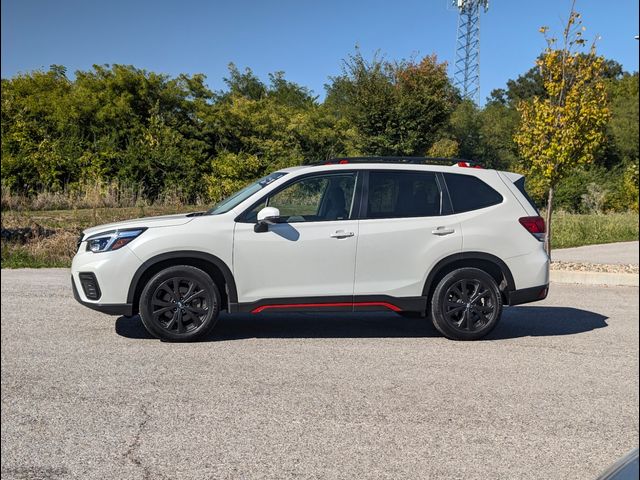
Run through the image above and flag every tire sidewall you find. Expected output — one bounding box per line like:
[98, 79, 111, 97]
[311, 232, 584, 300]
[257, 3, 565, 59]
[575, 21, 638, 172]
[139, 265, 220, 342]
[430, 267, 503, 341]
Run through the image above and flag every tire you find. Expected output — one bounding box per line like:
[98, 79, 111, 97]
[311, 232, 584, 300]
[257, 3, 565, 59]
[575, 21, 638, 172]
[430, 267, 503, 341]
[139, 265, 221, 342]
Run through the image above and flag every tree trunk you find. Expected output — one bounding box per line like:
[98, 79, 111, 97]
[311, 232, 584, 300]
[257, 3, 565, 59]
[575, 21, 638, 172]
[545, 186, 554, 258]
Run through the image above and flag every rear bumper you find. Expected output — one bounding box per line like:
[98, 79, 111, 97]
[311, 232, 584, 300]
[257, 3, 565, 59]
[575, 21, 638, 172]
[506, 284, 549, 306]
[71, 276, 133, 316]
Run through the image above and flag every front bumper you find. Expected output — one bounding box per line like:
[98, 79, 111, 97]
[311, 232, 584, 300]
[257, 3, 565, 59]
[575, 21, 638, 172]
[71, 242, 142, 306]
[71, 276, 133, 316]
[506, 283, 549, 306]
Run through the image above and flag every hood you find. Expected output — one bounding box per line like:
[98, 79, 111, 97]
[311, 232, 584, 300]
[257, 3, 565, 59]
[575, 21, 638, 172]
[82, 213, 195, 237]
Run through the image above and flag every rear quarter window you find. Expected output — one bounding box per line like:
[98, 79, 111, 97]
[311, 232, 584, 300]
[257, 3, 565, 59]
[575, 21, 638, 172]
[514, 177, 539, 213]
[444, 173, 503, 213]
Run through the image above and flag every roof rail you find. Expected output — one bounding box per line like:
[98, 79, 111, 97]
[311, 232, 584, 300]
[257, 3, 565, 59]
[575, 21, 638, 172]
[312, 156, 482, 168]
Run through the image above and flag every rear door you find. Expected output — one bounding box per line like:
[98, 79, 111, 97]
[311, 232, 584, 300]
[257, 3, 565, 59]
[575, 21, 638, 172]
[353, 170, 462, 299]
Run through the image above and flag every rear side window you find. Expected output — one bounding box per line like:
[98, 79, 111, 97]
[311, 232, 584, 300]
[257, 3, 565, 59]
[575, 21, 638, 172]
[444, 173, 503, 213]
[514, 177, 539, 213]
[366, 171, 441, 219]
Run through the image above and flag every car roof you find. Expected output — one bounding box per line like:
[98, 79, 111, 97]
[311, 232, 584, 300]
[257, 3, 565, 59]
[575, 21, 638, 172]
[279, 157, 493, 175]
[311, 156, 479, 166]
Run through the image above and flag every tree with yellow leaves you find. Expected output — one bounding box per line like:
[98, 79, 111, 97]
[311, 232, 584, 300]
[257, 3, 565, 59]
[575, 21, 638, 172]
[514, 1, 611, 255]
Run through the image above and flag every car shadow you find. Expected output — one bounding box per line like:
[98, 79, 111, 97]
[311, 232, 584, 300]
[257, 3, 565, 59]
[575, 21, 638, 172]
[487, 306, 608, 340]
[114, 306, 608, 342]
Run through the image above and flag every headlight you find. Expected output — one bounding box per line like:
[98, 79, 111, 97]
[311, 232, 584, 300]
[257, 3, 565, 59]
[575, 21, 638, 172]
[85, 228, 147, 253]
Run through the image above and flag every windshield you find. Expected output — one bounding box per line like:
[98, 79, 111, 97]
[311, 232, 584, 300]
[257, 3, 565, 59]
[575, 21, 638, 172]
[206, 172, 287, 215]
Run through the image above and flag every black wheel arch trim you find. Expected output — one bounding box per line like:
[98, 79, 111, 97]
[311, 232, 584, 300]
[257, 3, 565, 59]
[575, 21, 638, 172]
[126, 251, 238, 308]
[422, 252, 516, 298]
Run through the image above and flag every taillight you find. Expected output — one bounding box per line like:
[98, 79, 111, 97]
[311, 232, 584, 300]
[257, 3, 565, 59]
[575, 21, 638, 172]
[519, 216, 546, 241]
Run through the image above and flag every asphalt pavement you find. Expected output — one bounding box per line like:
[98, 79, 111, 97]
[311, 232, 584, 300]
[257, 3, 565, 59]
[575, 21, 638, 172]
[1, 269, 638, 479]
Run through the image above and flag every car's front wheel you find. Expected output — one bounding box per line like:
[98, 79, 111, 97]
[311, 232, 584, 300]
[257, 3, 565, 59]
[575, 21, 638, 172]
[139, 265, 220, 341]
[430, 267, 503, 340]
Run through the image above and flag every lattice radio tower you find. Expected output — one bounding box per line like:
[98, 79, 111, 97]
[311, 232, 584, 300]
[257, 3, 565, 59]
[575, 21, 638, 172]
[452, 0, 489, 103]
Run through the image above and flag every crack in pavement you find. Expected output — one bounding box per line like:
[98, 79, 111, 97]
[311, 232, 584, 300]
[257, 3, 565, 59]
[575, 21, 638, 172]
[122, 404, 158, 480]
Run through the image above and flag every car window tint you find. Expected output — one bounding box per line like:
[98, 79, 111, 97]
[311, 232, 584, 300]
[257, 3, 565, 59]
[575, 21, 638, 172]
[444, 173, 503, 213]
[246, 173, 356, 223]
[366, 171, 441, 219]
[514, 176, 539, 213]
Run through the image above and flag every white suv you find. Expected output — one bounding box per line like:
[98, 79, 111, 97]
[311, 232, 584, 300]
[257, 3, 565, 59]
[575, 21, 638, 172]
[71, 158, 549, 341]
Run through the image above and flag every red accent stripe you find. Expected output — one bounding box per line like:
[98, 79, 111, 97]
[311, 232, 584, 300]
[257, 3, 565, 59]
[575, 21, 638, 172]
[251, 301, 401, 314]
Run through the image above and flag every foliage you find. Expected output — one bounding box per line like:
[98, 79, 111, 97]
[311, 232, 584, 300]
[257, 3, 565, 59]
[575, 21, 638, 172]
[0, 43, 637, 214]
[515, 32, 610, 186]
[606, 73, 639, 164]
[488, 57, 622, 107]
[617, 162, 639, 212]
[427, 138, 459, 158]
[325, 51, 458, 156]
[550, 211, 639, 249]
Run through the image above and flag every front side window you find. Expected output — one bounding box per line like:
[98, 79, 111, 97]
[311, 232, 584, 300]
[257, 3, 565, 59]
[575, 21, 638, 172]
[365, 171, 441, 219]
[245, 173, 357, 223]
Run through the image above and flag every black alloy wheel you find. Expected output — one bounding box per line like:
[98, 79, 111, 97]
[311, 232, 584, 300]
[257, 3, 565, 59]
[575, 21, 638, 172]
[430, 267, 503, 340]
[140, 265, 220, 341]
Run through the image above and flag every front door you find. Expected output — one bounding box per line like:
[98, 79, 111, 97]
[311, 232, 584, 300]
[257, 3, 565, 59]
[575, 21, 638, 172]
[233, 171, 360, 307]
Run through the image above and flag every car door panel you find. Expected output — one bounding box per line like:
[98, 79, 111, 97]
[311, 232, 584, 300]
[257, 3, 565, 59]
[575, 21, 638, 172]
[233, 171, 360, 303]
[233, 221, 358, 302]
[353, 170, 462, 298]
[354, 217, 462, 297]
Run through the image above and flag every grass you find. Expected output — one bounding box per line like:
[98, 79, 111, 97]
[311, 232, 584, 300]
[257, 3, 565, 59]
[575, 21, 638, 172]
[0, 204, 201, 230]
[1, 205, 200, 269]
[1, 244, 73, 268]
[551, 211, 639, 249]
[1, 207, 638, 268]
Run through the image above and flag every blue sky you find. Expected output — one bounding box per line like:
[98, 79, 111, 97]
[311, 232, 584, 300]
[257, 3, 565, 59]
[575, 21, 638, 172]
[2, 0, 638, 103]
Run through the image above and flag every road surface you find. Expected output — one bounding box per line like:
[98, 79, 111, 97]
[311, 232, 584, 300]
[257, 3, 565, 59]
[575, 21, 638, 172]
[1, 269, 638, 479]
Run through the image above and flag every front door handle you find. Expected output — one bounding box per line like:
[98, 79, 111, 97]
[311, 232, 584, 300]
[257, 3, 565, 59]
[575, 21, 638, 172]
[330, 230, 355, 239]
[432, 226, 455, 236]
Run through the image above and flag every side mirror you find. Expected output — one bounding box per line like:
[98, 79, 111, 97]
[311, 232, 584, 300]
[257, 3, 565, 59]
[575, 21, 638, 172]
[257, 207, 281, 223]
[254, 207, 281, 232]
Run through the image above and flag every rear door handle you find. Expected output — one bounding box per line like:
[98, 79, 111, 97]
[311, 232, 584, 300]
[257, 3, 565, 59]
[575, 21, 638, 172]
[330, 230, 355, 239]
[432, 227, 455, 236]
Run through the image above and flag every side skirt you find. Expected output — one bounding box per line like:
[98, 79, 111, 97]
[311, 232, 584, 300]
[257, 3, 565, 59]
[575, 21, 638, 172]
[234, 295, 427, 314]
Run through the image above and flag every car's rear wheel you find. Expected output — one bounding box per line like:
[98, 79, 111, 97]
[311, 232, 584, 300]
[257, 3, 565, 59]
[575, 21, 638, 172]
[430, 267, 502, 340]
[139, 265, 220, 342]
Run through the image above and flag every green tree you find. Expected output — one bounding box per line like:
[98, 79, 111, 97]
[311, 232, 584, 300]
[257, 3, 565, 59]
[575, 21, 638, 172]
[325, 50, 457, 156]
[514, 4, 611, 254]
[488, 57, 622, 107]
[607, 73, 639, 163]
[427, 138, 459, 158]
[222, 63, 267, 101]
